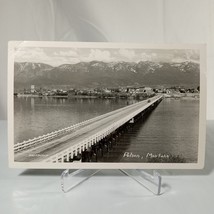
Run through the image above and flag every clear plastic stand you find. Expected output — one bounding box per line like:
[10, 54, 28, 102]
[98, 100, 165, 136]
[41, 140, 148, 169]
[61, 169, 162, 195]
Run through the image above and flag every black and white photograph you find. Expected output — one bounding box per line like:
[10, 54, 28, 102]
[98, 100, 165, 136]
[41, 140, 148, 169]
[8, 41, 206, 169]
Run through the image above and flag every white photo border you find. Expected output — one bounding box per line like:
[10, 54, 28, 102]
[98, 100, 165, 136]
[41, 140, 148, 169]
[8, 41, 206, 169]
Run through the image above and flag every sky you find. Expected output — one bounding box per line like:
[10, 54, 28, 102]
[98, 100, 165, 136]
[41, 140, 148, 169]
[14, 46, 200, 67]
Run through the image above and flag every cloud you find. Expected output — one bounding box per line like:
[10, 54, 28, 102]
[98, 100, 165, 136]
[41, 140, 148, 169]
[140, 53, 152, 61]
[81, 49, 112, 62]
[15, 47, 50, 62]
[185, 50, 200, 62]
[53, 56, 80, 65]
[118, 49, 136, 60]
[14, 46, 200, 67]
[14, 47, 80, 66]
[54, 50, 78, 57]
[171, 49, 200, 63]
[151, 53, 157, 57]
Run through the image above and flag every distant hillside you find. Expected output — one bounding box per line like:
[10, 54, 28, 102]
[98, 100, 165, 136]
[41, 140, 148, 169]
[14, 61, 200, 89]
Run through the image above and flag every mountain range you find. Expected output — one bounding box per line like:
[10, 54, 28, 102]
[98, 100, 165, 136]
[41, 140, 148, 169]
[14, 61, 200, 89]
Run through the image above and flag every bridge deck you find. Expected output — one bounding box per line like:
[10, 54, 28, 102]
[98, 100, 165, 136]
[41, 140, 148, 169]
[14, 95, 163, 162]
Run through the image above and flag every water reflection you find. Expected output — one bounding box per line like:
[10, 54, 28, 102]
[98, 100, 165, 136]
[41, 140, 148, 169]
[30, 98, 35, 111]
[14, 97, 199, 163]
[14, 97, 128, 143]
[109, 98, 199, 163]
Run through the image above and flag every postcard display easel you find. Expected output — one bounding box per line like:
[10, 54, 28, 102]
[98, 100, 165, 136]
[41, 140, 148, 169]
[60, 169, 162, 195]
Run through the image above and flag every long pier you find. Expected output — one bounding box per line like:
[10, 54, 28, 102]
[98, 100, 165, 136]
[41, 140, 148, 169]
[14, 95, 163, 163]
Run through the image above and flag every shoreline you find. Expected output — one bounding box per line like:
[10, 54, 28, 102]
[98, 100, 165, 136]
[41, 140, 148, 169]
[15, 93, 199, 100]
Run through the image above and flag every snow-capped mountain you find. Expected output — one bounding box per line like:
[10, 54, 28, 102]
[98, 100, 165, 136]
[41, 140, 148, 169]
[14, 61, 200, 89]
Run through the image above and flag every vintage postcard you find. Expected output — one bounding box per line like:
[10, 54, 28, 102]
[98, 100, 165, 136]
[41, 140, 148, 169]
[8, 41, 206, 169]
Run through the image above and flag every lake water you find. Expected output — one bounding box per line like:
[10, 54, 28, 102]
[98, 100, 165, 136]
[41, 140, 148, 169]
[102, 98, 199, 163]
[14, 97, 199, 163]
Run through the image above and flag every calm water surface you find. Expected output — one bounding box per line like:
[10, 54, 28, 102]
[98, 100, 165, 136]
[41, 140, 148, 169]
[107, 98, 199, 163]
[14, 97, 199, 163]
[14, 97, 130, 143]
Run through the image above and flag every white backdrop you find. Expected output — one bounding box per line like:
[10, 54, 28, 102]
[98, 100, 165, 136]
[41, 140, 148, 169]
[0, 0, 213, 120]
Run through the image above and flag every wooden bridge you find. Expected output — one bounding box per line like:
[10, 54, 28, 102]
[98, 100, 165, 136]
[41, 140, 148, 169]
[14, 95, 163, 163]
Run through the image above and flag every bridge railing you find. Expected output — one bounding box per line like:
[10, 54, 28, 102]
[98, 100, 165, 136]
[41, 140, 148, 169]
[14, 95, 161, 153]
[43, 95, 163, 163]
[14, 104, 132, 152]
